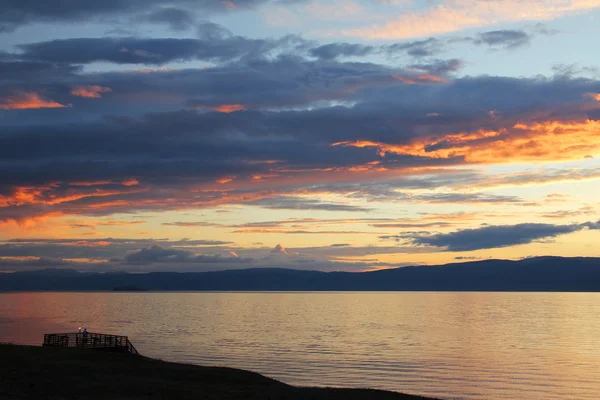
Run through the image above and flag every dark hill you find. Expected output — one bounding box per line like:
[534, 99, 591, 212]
[1, 256, 599, 292]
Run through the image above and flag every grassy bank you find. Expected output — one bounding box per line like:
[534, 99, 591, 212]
[0, 345, 436, 399]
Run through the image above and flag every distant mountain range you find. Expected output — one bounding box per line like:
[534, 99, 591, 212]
[1, 256, 600, 292]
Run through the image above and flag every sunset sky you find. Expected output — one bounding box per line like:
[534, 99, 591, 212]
[1, 0, 599, 273]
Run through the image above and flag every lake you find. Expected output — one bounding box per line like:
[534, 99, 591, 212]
[1, 292, 599, 400]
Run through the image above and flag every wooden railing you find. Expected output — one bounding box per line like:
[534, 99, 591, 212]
[43, 332, 139, 355]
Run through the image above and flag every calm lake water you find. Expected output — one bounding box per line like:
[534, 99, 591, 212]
[1, 292, 600, 400]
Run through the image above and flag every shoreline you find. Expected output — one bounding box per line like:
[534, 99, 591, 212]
[0, 344, 437, 399]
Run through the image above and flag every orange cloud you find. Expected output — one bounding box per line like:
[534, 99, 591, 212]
[122, 179, 140, 187]
[71, 85, 112, 98]
[393, 74, 448, 85]
[343, 0, 600, 39]
[216, 177, 235, 184]
[190, 104, 247, 113]
[69, 179, 138, 187]
[0, 212, 65, 231]
[252, 174, 279, 181]
[70, 180, 113, 187]
[74, 240, 111, 247]
[0, 183, 146, 208]
[0, 92, 66, 110]
[587, 93, 600, 101]
[333, 119, 600, 163]
[211, 104, 246, 113]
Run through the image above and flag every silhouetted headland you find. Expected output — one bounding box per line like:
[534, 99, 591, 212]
[1, 256, 599, 292]
[0, 344, 435, 399]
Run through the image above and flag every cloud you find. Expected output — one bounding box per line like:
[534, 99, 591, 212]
[0, 238, 232, 260]
[248, 197, 372, 212]
[332, 119, 600, 164]
[309, 43, 375, 60]
[0, 0, 299, 32]
[0, 61, 81, 83]
[387, 38, 445, 58]
[71, 85, 112, 98]
[143, 7, 196, 31]
[343, 0, 600, 39]
[1, 33, 600, 222]
[232, 229, 373, 234]
[124, 244, 191, 264]
[202, 104, 246, 113]
[307, 33, 525, 62]
[271, 244, 289, 254]
[17, 37, 279, 65]
[13, 27, 534, 72]
[124, 244, 251, 265]
[0, 91, 66, 110]
[472, 30, 531, 49]
[398, 221, 600, 251]
[587, 93, 600, 101]
[0, 237, 426, 272]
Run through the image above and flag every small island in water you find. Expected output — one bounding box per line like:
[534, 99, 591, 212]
[0, 344, 435, 400]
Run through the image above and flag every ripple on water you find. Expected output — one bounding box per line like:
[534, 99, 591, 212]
[2, 292, 600, 400]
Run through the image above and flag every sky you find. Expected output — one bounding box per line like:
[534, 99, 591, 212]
[0, 0, 599, 273]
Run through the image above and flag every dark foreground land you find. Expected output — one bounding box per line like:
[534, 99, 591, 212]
[0, 345, 435, 400]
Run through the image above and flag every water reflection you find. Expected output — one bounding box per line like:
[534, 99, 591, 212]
[2, 292, 600, 400]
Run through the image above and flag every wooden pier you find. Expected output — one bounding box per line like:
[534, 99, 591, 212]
[43, 332, 139, 355]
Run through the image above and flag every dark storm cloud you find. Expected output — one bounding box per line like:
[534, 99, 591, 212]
[2, 37, 600, 222]
[124, 244, 252, 264]
[0, 257, 90, 272]
[11, 26, 542, 69]
[407, 58, 463, 75]
[0, 238, 232, 259]
[143, 8, 196, 31]
[17, 36, 293, 65]
[0, 0, 303, 31]
[0, 61, 81, 83]
[0, 257, 69, 268]
[309, 43, 376, 60]
[306, 29, 542, 62]
[387, 38, 445, 58]
[308, 38, 445, 60]
[0, 71, 598, 193]
[473, 30, 532, 49]
[0, 71, 598, 156]
[401, 221, 600, 251]
[0, 238, 419, 272]
[124, 244, 193, 264]
[13, 37, 432, 111]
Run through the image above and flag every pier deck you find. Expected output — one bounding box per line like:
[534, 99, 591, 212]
[43, 332, 139, 355]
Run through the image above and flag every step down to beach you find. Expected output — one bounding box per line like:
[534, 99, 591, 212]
[43, 332, 140, 355]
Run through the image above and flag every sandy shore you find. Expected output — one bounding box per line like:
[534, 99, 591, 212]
[0, 344, 436, 399]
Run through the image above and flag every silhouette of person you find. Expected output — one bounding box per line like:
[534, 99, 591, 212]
[82, 328, 88, 345]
